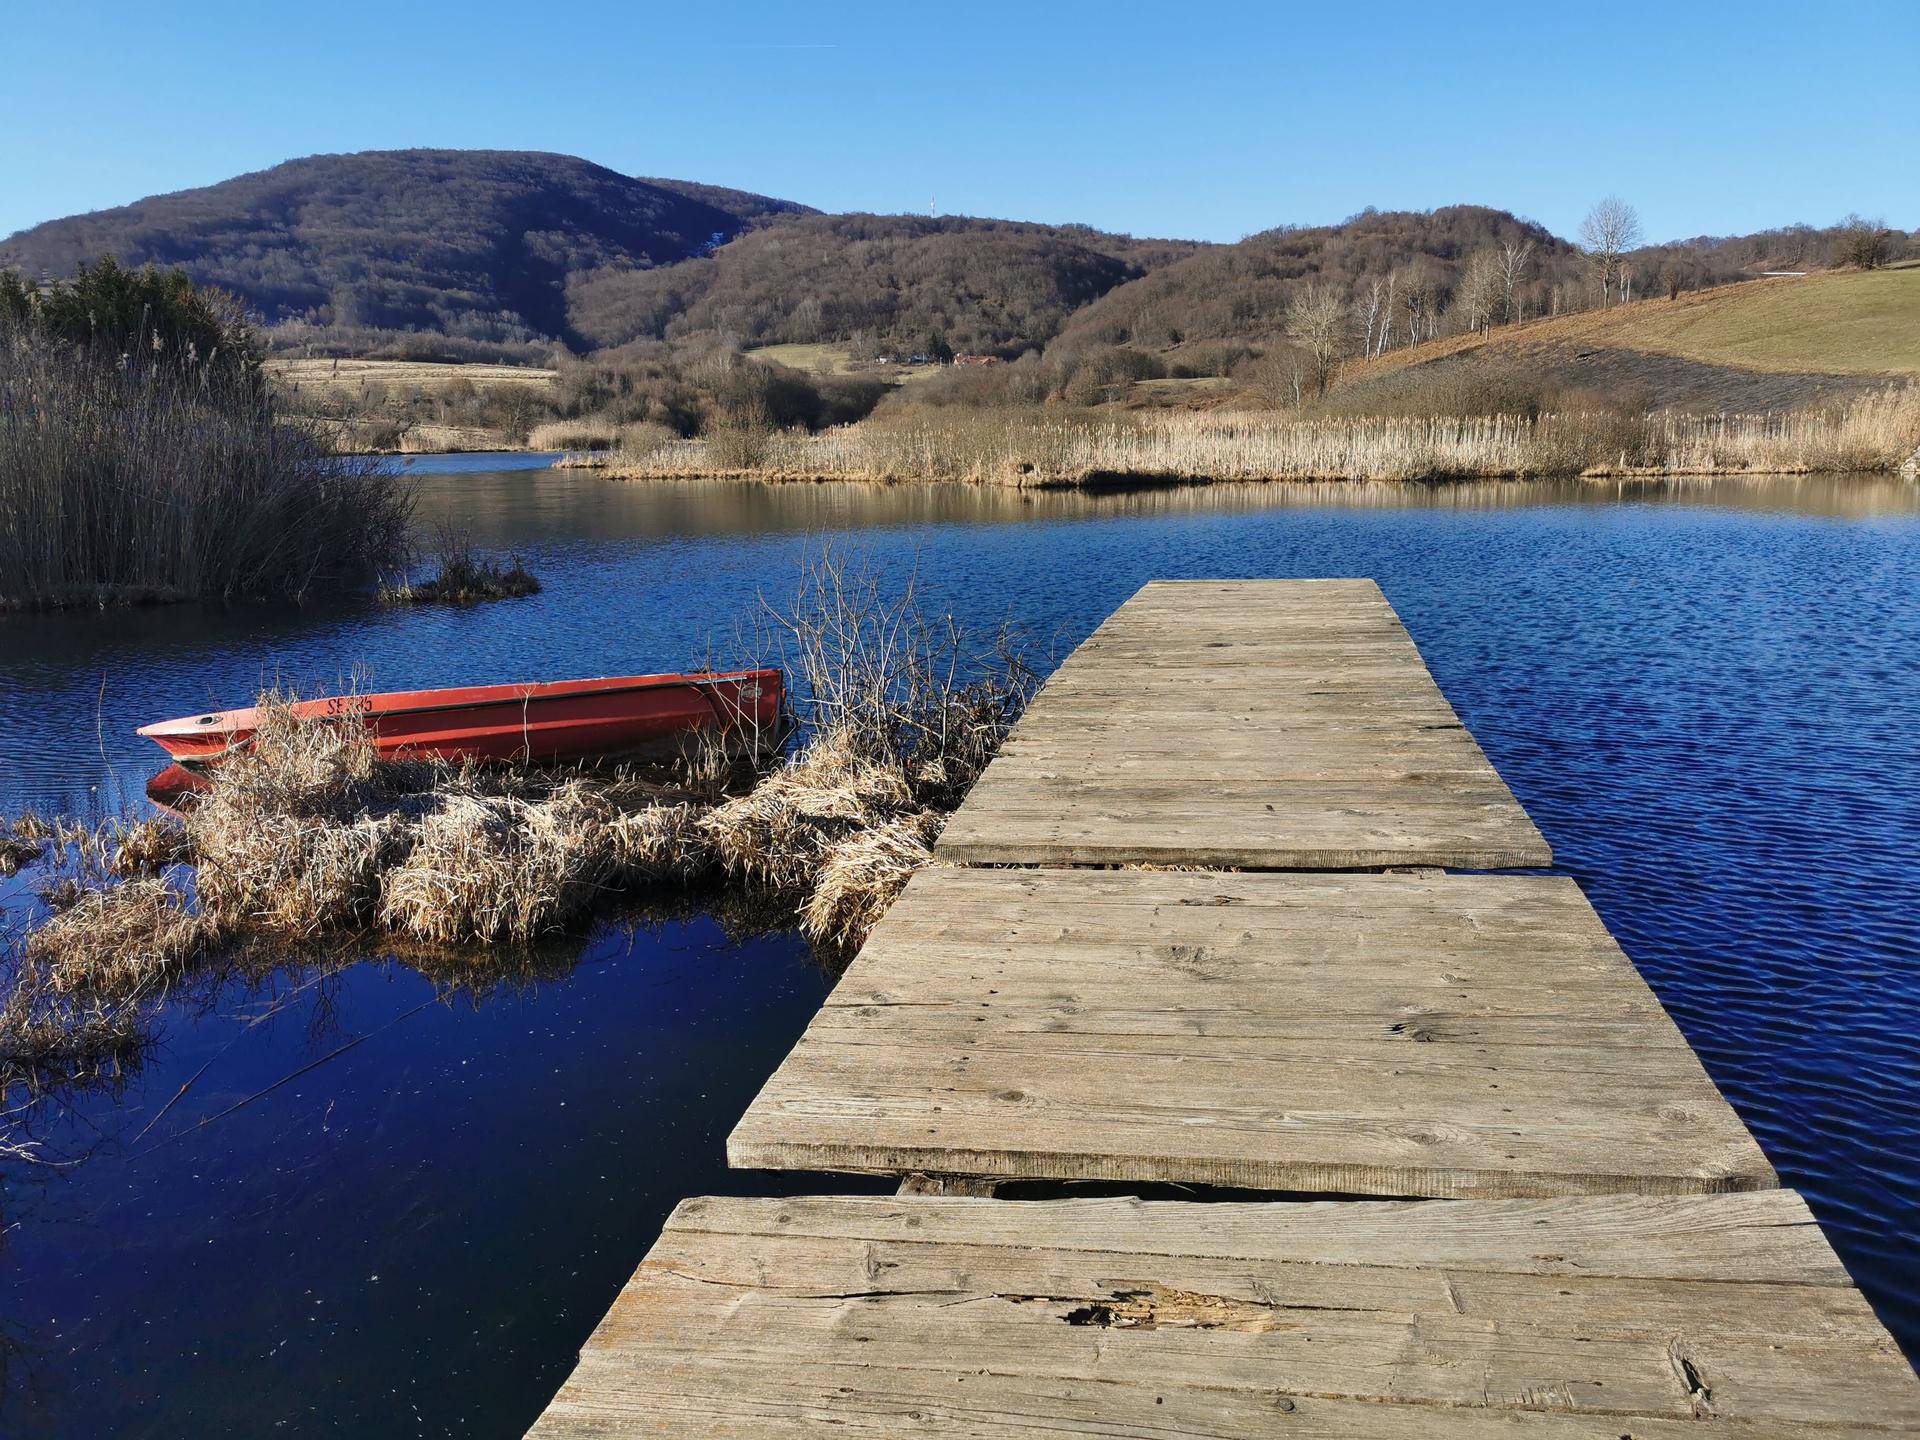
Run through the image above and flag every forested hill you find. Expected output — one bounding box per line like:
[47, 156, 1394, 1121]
[567, 214, 1203, 355]
[1047, 206, 1586, 363]
[0, 150, 812, 352]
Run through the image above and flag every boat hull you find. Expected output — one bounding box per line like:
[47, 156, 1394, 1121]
[137, 670, 784, 767]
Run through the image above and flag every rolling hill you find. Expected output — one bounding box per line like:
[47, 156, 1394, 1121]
[0, 149, 812, 352]
[1327, 266, 1920, 412]
[6, 149, 1910, 403]
[566, 213, 1201, 355]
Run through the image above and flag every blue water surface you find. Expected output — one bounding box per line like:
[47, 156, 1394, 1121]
[0, 461, 1915, 1435]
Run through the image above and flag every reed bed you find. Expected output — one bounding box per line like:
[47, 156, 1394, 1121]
[1620, 388, 1920, 475]
[604, 388, 1920, 486]
[0, 330, 413, 610]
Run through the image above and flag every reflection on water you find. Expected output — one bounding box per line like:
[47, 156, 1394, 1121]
[427, 468, 1920, 551]
[0, 459, 1917, 1436]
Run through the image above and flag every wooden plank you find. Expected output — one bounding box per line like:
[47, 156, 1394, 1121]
[933, 579, 1551, 869]
[729, 868, 1776, 1196]
[526, 1192, 1920, 1437]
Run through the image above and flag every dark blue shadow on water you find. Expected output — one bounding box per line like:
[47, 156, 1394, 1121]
[0, 460, 1916, 1435]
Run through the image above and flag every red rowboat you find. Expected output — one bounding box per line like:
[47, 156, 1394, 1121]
[136, 669, 784, 768]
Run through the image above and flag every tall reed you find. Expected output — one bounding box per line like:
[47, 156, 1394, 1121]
[0, 331, 413, 610]
[606, 388, 1920, 486]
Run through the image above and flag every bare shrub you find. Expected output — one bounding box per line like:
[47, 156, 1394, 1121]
[380, 525, 540, 606]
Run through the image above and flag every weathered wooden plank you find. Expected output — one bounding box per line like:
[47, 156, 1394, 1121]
[932, 579, 1550, 869]
[526, 1192, 1920, 1437]
[730, 868, 1775, 1196]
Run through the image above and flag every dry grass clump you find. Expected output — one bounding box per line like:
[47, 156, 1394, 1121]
[187, 695, 425, 934]
[203, 810, 408, 935]
[608, 803, 718, 885]
[1614, 386, 1920, 476]
[2, 557, 1033, 1086]
[0, 835, 37, 878]
[0, 323, 412, 612]
[26, 878, 210, 999]
[108, 815, 190, 876]
[704, 730, 915, 894]
[801, 811, 944, 955]
[379, 781, 619, 945]
[703, 553, 1034, 954]
[528, 416, 622, 452]
[179, 693, 732, 947]
[0, 979, 147, 1089]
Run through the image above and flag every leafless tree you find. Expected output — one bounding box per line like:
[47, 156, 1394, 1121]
[1836, 214, 1893, 270]
[1454, 250, 1503, 336]
[1356, 278, 1386, 360]
[1579, 197, 1644, 307]
[1497, 237, 1535, 324]
[1285, 283, 1347, 396]
[1399, 264, 1442, 345]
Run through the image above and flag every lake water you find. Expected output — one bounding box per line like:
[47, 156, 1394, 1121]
[1, 457, 1917, 1435]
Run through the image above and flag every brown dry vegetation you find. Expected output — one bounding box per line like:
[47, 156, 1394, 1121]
[601, 386, 1920, 485]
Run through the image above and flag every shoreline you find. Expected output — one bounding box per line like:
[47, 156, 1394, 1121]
[561, 389, 1920, 489]
[573, 457, 1917, 490]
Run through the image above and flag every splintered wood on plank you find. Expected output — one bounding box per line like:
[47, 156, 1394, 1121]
[729, 868, 1776, 1197]
[933, 578, 1552, 869]
[525, 1191, 1920, 1438]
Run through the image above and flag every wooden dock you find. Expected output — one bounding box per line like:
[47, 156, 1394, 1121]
[936, 580, 1552, 870]
[528, 580, 1918, 1436]
[728, 868, 1777, 1197]
[530, 1192, 1920, 1437]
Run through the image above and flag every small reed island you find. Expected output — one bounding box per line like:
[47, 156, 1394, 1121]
[0, 560, 1033, 1100]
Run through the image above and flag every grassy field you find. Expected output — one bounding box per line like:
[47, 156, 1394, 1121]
[269, 359, 559, 453]
[744, 342, 945, 385]
[1126, 376, 1234, 408]
[1354, 269, 1920, 384]
[270, 358, 557, 393]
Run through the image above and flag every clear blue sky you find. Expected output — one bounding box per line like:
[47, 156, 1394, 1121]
[4, 0, 1914, 245]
